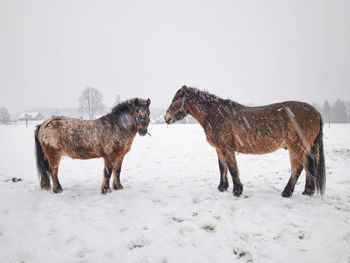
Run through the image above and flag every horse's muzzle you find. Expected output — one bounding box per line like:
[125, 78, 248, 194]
[164, 112, 175, 124]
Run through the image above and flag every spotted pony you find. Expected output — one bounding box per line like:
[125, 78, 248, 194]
[35, 98, 151, 194]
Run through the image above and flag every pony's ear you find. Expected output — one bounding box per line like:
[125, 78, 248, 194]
[147, 98, 151, 106]
[178, 85, 187, 95]
[134, 98, 139, 106]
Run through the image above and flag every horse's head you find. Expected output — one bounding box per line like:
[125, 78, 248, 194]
[164, 85, 189, 124]
[132, 98, 151, 136]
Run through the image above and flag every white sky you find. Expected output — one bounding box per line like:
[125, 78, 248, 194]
[0, 0, 349, 113]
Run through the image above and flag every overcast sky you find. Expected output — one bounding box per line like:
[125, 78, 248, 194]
[0, 0, 349, 114]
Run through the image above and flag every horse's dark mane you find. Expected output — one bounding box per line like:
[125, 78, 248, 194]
[186, 86, 241, 107]
[186, 87, 219, 102]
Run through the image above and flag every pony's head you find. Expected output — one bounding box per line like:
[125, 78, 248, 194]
[164, 85, 189, 124]
[132, 98, 151, 136]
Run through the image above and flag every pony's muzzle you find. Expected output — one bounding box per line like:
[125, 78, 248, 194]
[137, 127, 148, 136]
[135, 119, 149, 136]
[164, 112, 175, 124]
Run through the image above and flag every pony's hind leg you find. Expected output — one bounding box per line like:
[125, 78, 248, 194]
[101, 160, 112, 194]
[46, 149, 63, 193]
[43, 145, 63, 193]
[282, 148, 303, 198]
[113, 157, 124, 190]
[51, 165, 63, 193]
[216, 149, 228, 192]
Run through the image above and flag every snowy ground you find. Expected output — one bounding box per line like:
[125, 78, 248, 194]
[0, 123, 349, 263]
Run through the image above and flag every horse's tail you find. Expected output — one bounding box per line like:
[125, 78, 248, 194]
[34, 124, 51, 189]
[307, 118, 326, 195]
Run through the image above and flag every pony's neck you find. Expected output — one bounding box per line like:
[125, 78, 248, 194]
[104, 110, 137, 133]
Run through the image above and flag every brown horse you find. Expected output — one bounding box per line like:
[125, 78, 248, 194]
[35, 98, 151, 194]
[165, 86, 325, 197]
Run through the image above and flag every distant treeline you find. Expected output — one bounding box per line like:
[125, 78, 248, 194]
[312, 99, 350, 123]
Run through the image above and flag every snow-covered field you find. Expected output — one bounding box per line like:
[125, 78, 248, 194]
[0, 123, 349, 263]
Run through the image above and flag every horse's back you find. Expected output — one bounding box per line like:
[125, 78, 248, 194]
[219, 101, 322, 154]
[279, 101, 322, 149]
[241, 101, 321, 130]
[250, 101, 320, 148]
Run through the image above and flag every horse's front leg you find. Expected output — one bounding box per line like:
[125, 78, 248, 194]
[216, 149, 229, 192]
[113, 157, 124, 190]
[223, 150, 243, 197]
[101, 160, 112, 194]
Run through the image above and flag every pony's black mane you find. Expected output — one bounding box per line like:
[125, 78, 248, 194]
[111, 99, 133, 114]
[111, 98, 149, 115]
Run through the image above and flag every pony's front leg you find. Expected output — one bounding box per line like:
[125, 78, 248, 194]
[101, 163, 112, 194]
[113, 158, 124, 190]
[224, 151, 243, 197]
[216, 149, 229, 192]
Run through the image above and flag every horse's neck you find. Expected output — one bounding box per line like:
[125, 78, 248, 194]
[187, 99, 210, 127]
[187, 99, 244, 127]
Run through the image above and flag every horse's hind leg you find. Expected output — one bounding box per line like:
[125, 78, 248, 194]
[222, 150, 243, 197]
[282, 148, 303, 198]
[113, 157, 124, 190]
[216, 149, 228, 192]
[101, 159, 112, 194]
[302, 153, 316, 196]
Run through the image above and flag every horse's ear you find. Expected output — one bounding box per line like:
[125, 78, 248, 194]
[134, 98, 139, 106]
[182, 85, 187, 89]
[147, 98, 151, 106]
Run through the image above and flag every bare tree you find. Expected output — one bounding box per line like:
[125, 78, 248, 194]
[0, 107, 10, 124]
[78, 87, 104, 120]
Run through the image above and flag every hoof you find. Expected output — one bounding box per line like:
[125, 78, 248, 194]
[40, 181, 51, 191]
[113, 184, 124, 190]
[41, 185, 51, 191]
[281, 190, 293, 198]
[233, 185, 243, 197]
[302, 188, 315, 196]
[101, 186, 112, 194]
[217, 182, 228, 192]
[53, 185, 63, 193]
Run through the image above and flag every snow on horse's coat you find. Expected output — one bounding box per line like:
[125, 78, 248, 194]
[165, 86, 325, 197]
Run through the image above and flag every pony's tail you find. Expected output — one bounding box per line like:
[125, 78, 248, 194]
[307, 119, 326, 195]
[34, 124, 51, 189]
